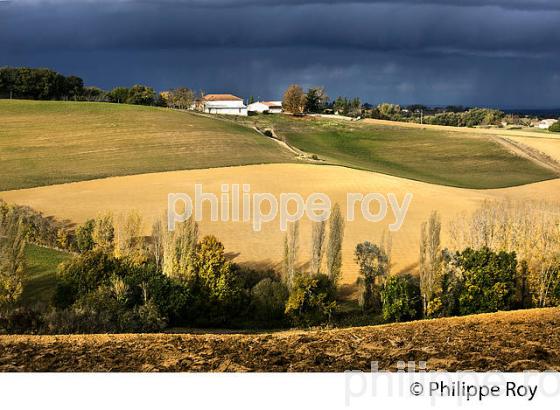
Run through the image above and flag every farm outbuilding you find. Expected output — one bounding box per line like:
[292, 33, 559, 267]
[247, 101, 283, 114]
[538, 119, 558, 129]
[263, 101, 283, 114]
[247, 102, 270, 114]
[199, 94, 248, 116]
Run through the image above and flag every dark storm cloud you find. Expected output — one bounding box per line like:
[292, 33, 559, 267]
[12, 0, 560, 11]
[3, 2, 559, 54]
[1, 0, 560, 107]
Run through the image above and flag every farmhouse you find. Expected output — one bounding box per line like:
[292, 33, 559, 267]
[247, 101, 283, 114]
[538, 119, 558, 129]
[199, 94, 248, 116]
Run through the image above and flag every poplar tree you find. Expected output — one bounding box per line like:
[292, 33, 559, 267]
[0, 211, 27, 308]
[326, 203, 345, 285]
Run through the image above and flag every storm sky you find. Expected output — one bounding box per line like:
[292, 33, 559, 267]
[1, 0, 559, 107]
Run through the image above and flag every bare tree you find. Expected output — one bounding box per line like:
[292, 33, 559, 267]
[310, 220, 326, 274]
[326, 203, 345, 285]
[419, 211, 442, 314]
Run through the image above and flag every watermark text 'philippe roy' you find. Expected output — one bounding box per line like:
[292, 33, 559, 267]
[168, 184, 413, 232]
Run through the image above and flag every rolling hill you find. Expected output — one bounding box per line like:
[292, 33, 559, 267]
[1, 100, 558, 191]
[241, 115, 560, 189]
[0, 100, 295, 191]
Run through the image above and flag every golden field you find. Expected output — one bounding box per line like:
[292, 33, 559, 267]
[362, 117, 560, 138]
[3, 163, 560, 285]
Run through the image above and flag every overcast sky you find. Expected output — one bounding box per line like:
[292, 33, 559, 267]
[1, 0, 559, 107]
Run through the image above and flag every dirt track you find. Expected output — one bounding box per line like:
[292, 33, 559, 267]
[492, 136, 560, 174]
[1, 308, 558, 372]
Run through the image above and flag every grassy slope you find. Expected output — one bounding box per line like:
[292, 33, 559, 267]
[1, 100, 557, 190]
[243, 115, 558, 189]
[20, 244, 71, 306]
[0, 308, 558, 371]
[0, 100, 295, 191]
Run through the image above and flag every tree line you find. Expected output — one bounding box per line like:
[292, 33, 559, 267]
[1, 198, 559, 333]
[0, 67, 198, 108]
[0, 67, 84, 101]
[0, 200, 346, 332]
[4, 67, 554, 130]
[280, 84, 555, 129]
[282, 84, 362, 117]
[354, 201, 560, 323]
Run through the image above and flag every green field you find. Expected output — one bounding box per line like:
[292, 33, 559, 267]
[241, 115, 559, 189]
[20, 244, 71, 306]
[1, 100, 557, 190]
[0, 100, 295, 191]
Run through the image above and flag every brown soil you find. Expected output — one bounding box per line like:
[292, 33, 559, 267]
[1, 308, 558, 372]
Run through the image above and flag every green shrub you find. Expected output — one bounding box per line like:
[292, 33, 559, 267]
[426, 297, 444, 318]
[235, 266, 278, 290]
[549, 121, 560, 132]
[135, 299, 168, 331]
[354, 241, 389, 312]
[547, 267, 560, 307]
[456, 247, 517, 315]
[425, 108, 505, 127]
[251, 278, 289, 323]
[126, 84, 156, 106]
[381, 274, 422, 322]
[75, 219, 95, 252]
[189, 236, 245, 326]
[121, 264, 178, 318]
[44, 284, 167, 334]
[285, 273, 337, 326]
[0, 307, 43, 334]
[53, 250, 126, 308]
[433, 250, 464, 317]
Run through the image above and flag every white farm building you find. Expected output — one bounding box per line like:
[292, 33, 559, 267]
[263, 101, 283, 114]
[538, 119, 558, 129]
[247, 101, 283, 114]
[247, 101, 270, 114]
[200, 94, 248, 116]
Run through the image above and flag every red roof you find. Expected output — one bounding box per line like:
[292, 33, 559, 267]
[203, 94, 242, 102]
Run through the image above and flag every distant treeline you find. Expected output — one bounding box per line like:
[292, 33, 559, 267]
[0, 67, 159, 106]
[284, 84, 560, 127]
[0, 67, 85, 101]
[3, 67, 556, 129]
